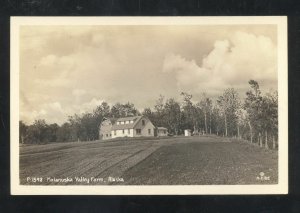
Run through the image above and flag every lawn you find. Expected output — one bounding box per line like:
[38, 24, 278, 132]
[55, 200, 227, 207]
[19, 136, 278, 185]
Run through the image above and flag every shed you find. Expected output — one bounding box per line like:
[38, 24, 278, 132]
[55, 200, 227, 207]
[157, 127, 168, 137]
[184, 129, 192, 136]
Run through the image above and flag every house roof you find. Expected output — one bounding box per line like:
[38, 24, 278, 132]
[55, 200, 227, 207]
[115, 116, 141, 122]
[157, 127, 167, 130]
[111, 116, 144, 130]
[102, 117, 118, 124]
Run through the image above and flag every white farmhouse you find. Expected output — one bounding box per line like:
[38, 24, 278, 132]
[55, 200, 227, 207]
[99, 116, 155, 140]
[98, 118, 117, 140]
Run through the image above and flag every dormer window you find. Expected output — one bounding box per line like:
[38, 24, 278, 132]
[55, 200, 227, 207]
[142, 120, 145, 126]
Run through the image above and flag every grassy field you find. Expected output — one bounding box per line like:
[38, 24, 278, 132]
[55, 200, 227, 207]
[19, 136, 278, 185]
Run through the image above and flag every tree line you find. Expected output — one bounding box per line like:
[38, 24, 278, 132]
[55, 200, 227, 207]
[19, 80, 278, 149]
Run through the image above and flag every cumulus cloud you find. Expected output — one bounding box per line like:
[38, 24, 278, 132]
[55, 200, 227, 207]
[48, 102, 63, 112]
[38, 54, 75, 76]
[20, 102, 65, 125]
[163, 54, 205, 85]
[72, 89, 87, 101]
[19, 26, 278, 125]
[21, 98, 106, 125]
[79, 98, 105, 114]
[163, 31, 277, 96]
[30, 53, 77, 89]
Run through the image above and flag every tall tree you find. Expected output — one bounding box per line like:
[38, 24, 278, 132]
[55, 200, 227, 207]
[153, 95, 166, 127]
[261, 91, 278, 149]
[56, 122, 72, 142]
[234, 99, 243, 139]
[211, 105, 223, 136]
[123, 102, 140, 116]
[217, 88, 239, 137]
[94, 102, 111, 119]
[235, 108, 247, 139]
[80, 113, 97, 141]
[142, 107, 154, 119]
[164, 98, 181, 135]
[26, 119, 48, 143]
[68, 114, 81, 142]
[19, 121, 28, 144]
[181, 92, 197, 132]
[198, 93, 212, 134]
[111, 102, 139, 118]
[93, 101, 111, 138]
[47, 123, 59, 142]
[244, 80, 263, 146]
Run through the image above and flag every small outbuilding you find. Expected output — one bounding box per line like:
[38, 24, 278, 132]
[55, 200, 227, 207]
[157, 127, 168, 137]
[184, 129, 192, 136]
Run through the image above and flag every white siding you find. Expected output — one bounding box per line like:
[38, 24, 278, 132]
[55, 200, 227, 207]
[99, 120, 113, 140]
[158, 129, 168, 136]
[111, 128, 134, 139]
[133, 118, 155, 137]
[104, 116, 155, 140]
[184, 129, 191, 136]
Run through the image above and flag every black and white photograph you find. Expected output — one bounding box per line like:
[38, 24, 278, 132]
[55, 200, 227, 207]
[10, 17, 288, 195]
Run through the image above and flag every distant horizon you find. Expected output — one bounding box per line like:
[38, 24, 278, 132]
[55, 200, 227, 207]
[20, 25, 278, 125]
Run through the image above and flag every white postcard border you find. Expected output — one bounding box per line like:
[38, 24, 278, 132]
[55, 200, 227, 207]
[10, 16, 288, 195]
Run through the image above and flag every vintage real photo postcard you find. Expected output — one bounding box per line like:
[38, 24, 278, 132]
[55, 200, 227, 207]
[10, 16, 288, 195]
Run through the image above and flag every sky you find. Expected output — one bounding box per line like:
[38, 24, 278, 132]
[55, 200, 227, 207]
[20, 25, 278, 125]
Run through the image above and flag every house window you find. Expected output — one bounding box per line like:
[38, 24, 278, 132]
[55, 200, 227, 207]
[164, 130, 166, 134]
[106, 134, 108, 137]
[114, 131, 116, 136]
[122, 129, 125, 134]
[128, 129, 130, 134]
[148, 129, 151, 135]
[136, 129, 141, 135]
[142, 120, 145, 125]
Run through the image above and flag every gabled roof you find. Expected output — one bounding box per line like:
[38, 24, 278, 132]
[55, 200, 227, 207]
[102, 117, 118, 124]
[116, 116, 141, 122]
[157, 127, 167, 130]
[111, 116, 145, 130]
